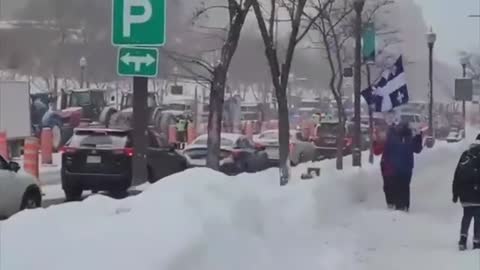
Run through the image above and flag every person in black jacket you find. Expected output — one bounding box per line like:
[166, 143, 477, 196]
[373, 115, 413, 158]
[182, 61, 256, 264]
[452, 139, 480, 250]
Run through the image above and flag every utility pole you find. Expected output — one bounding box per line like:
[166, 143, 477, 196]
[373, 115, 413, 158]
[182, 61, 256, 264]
[352, 0, 365, 167]
[461, 56, 468, 138]
[426, 28, 437, 138]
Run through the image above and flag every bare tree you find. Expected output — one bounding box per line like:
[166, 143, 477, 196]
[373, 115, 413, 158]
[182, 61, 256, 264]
[302, 0, 394, 170]
[166, 0, 253, 170]
[252, 0, 320, 185]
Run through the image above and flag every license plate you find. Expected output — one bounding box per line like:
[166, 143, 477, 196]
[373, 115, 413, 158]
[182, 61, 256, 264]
[87, 156, 101, 164]
[189, 159, 207, 167]
[325, 139, 335, 144]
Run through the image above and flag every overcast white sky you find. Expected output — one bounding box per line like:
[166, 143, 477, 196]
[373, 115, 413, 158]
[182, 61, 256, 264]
[414, 0, 479, 66]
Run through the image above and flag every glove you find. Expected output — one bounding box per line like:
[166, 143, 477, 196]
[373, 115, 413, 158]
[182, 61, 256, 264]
[453, 196, 458, 203]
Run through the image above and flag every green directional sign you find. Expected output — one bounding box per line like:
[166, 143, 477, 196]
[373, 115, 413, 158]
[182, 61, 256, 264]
[362, 23, 376, 63]
[112, 0, 166, 46]
[117, 47, 158, 77]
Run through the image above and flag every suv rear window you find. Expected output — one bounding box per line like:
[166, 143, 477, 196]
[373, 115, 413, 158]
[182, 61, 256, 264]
[69, 130, 130, 148]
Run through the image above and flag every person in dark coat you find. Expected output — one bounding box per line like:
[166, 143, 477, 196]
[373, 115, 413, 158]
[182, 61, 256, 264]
[452, 139, 480, 250]
[373, 125, 395, 209]
[374, 119, 423, 211]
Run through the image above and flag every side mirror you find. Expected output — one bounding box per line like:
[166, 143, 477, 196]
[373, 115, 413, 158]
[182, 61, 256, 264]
[9, 162, 20, 173]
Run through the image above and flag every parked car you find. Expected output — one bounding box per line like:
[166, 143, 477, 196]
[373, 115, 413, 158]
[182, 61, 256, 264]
[446, 128, 464, 143]
[310, 120, 370, 159]
[399, 113, 428, 134]
[0, 156, 41, 219]
[183, 133, 269, 175]
[253, 129, 317, 166]
[61, 127, 188, 201]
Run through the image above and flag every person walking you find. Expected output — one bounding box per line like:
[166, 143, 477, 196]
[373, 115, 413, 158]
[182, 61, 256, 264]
[176, 116, 187, 146]
[373, 116, 423, 211]
[452, 137, 480, 250]
[373, 123, 396, 209]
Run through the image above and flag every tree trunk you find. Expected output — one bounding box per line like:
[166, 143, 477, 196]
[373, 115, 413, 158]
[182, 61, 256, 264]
[277, 84, 290, 186]
[206, 68, 226, 170]
[335, 97, 345, 170]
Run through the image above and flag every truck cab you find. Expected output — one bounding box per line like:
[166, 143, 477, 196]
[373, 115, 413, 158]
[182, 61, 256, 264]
[61, 88, 107, 122]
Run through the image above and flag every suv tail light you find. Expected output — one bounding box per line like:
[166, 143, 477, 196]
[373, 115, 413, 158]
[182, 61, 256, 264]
[124, 148, 134, 157]
[231, 150, 242, 159]
[345, 138, 352, 147]
[113, 148, 134, 157]
[60, 146, 77, 154]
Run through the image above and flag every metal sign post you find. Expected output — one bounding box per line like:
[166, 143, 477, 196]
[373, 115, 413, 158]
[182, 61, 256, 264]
[112, 0, 166, 185]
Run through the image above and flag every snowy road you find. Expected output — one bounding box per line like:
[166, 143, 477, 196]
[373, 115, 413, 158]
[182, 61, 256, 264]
[2, 138, 480, 270]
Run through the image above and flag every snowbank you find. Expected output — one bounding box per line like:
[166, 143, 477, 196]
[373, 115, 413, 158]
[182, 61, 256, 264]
[0, 138, 478, 270]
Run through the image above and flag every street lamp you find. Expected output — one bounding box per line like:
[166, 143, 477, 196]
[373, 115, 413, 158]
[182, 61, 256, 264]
[79, 56, 87, 88]
[460, 56, 468, 78]
[426, 28, 436, 138]
[460, 56, 469, 137]
[352, 0, 365, 167]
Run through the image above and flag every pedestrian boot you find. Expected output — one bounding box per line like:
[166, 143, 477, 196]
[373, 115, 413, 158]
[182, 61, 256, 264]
[473, 240, 480, 250]
[459, 236, 467, 251]
[387, 204, 395, 210]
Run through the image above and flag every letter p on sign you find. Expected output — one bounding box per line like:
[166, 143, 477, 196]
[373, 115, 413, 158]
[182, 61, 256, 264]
[112, 0, 166, 46]
[123, 0, 152, 38]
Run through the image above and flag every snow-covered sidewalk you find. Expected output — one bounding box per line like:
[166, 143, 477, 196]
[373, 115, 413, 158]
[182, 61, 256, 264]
[0, 139, 478, 270]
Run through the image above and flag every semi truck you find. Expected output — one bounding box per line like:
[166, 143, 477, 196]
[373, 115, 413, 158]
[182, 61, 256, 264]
[0, 81, 32, 157]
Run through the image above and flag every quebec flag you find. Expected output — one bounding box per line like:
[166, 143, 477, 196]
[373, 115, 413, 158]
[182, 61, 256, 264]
[361, 56, 409, 112]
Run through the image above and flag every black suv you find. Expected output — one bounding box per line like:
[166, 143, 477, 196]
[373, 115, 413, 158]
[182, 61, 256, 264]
[61, 127, 188, 201]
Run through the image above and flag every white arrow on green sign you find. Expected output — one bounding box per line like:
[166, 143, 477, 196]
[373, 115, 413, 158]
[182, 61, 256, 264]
[117, 47, 158, 77]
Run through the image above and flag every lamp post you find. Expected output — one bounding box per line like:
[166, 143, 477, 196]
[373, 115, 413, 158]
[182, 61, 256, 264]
[352, 0, 365, 167]
[79, 57, 87, 88]
[460, 56, 468, 137]
[426, 28, 436, 138]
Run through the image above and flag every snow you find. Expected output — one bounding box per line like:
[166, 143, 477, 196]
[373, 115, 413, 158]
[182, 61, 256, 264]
[1, 134, 479, 270]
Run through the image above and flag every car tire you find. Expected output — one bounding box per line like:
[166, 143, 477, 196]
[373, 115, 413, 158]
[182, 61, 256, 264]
[64, 187, 82, 202]
[299, 153, 306, 163]
[20, 188, 42, 210]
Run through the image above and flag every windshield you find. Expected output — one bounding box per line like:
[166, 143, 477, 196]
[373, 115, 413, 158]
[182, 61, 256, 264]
[69, 130, 129, 148]
[193, 137, 234, 147]
[70, 92, 91, 106]
[300, 101, 318, 108]
[318, 123, 341, 136]
[260, 132, 278, 140]
[242, 113, 258, 121]
[259, 132, 294, 140]
[241, 105, 257, 112]
[123, 94, 156, 107]
[167, 103, 190, 111]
